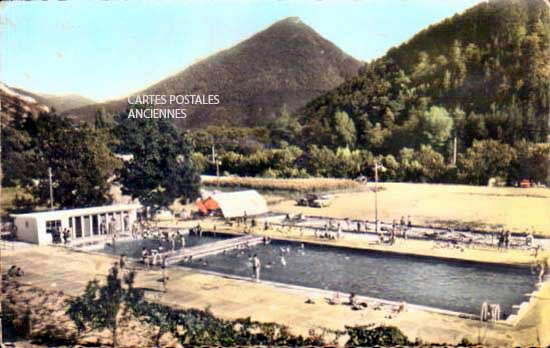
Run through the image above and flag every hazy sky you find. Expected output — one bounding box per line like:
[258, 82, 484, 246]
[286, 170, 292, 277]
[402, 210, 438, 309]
[1, 0, 482, 101]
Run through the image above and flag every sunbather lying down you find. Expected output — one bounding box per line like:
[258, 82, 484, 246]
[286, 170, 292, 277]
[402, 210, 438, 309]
[392, 302, 407, 313]
[351, 302, 369, 311]
[6, 265, 24, 277]
[327, 292, 341, 305]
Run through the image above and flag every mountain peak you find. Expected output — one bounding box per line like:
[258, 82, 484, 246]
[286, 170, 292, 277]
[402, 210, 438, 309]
[64, 18, 361, 128]
[277, 16, 303, 25]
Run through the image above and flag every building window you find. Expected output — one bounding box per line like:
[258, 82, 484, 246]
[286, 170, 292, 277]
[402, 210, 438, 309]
[75, 216, 82, 238]
[46, 220, 61, 232]
[25, 221, 29, 228]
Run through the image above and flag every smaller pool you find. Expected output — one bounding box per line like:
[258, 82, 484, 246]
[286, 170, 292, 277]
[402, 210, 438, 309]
[101, 232, 233, 258]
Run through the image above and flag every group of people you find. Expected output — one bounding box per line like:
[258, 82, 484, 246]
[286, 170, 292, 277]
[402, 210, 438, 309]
[496, 229, 512, 250]
[144, 229, 186, 250]
[314, 222, 343, 240]
[326, 291, 407, 314]
[50, 226, 72, 245]
[4, 265, 24, 279]
[102, 215, 131, 235]
[377, 216, 413, 245]
[141, 247, 168, 268]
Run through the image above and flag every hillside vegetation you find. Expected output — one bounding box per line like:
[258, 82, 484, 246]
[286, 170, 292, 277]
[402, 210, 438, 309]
[292, 0, 549, 184]
[192, 0, 549, 185]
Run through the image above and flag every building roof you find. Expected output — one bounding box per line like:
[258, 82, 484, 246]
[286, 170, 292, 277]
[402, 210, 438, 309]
[211, 190, 268, 218]
[196, 197, 220, 214]
[11, 204, 142, 219]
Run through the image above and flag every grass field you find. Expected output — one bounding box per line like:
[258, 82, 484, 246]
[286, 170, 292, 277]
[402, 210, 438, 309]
[270, 182, 550, 236]
[201, 175, 360, 193]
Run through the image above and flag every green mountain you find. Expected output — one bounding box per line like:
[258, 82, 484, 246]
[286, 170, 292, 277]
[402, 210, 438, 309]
[297, 0, 549, 153]
[64, 17, 362, 128]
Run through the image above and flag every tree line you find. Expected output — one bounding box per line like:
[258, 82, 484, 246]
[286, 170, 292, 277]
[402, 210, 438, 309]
[1, 107, 201, 212]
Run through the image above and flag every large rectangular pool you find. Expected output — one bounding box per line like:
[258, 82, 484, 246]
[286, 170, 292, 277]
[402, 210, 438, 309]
[180, 239, 537, 316]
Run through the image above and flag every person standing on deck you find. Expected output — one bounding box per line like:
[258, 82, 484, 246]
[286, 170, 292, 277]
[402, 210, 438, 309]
[252, 254, 261, 281]
[526, 232, 533, 247]
[337, 223, 342, 239]
[108, 217, 116, 235]
[170, 235, 177, 251]
[142, 247, 150, 267]
[497, 230, 504, 251]
[119, 254, 126, 271]
[535, 256, 548, 283]
[63, 229, 70, 245]
[161, 256, 169, 292]
[197, 223, 203, 237]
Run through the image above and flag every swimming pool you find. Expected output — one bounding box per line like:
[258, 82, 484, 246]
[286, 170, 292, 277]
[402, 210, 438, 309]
[101, 232, 233, 258]
[180, 239, 537, 316]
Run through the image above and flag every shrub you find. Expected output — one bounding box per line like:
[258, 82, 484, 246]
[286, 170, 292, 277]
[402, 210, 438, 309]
[346, 324, 410, 347]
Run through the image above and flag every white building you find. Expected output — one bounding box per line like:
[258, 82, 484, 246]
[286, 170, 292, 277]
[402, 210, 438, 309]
[11, 204, 142, 245]
[212, 190, 268, 218]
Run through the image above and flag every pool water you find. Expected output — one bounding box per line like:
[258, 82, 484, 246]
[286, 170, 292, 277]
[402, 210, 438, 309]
[181, 239, 537, 316]
[101, 232, 233, 258]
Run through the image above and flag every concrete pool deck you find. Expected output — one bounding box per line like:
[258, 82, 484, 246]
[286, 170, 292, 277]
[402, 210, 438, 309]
[1, 245, 548, 347]
[157, 218, 549, 267]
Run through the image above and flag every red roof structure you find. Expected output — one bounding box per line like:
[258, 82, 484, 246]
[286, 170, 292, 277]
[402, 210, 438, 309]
[196, 197, 220, 215]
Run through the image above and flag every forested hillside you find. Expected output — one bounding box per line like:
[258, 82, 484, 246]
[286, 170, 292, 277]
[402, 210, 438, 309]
[276, 0, 549, 184]
[299, 0, 548, 148]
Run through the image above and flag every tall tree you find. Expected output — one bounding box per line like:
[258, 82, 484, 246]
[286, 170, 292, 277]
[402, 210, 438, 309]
[115, 108, 201, 211]
[458, 139, 516, 185]
[6, 112, 121, 210]
[418, 106, 453, 149]
[333, 110, 357, 148]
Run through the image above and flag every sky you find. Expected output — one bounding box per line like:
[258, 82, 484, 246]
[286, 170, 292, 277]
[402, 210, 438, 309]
[0, 0, 483, 102]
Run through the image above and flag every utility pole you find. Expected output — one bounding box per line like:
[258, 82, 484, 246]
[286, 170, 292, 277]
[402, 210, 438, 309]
[211, 145, 220, 187]
[48, 167, 54, 210]
[373, 161, 386, 234]
[452, 135, 457, 166]
[374, 162, 379, 234]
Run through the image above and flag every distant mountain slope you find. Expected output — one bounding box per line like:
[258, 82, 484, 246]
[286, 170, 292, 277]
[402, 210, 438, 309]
[0, 83, 50, 120]
[298, 0, 549, 150]
[8, 87, 95, 113]
[37, 93, 96, 113]
[64, 17, 362, 128]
